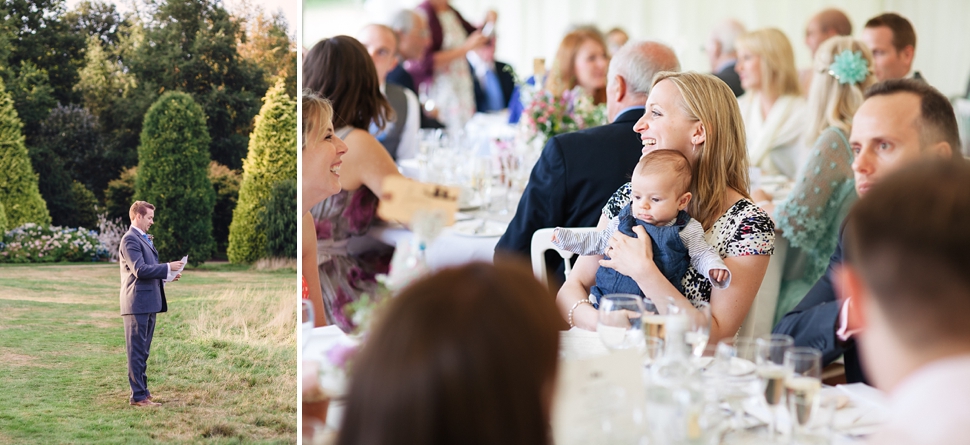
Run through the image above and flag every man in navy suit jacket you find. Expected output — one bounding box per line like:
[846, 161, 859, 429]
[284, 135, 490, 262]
[773, 79, 962, 383]
[495, 41, 680, 284]
[119, 201, 183, 407]
[468, 38, 515, 112]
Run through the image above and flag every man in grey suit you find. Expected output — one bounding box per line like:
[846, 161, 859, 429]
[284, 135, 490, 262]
[119, 201, 183, 407]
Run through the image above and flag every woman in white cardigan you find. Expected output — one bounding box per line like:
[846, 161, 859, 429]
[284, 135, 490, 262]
[735, 28, 807, 180]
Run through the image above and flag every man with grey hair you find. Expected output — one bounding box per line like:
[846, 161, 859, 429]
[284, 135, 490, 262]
[705, 19, 746, 97]
[359, 24, 420, 160]
[385, 9, 442, 128]
[496, 41, 680, 285]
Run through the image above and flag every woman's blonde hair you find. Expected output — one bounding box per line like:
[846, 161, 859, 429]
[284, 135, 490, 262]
[546, 29, 608, 104]
[653, 72, 750, 230]
[803, 36, 876, 145]
[302, 90, 332, 150]
[736, 28, 800, 98]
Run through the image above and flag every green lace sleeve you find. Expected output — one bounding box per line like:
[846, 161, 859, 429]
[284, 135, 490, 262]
[774, 127, 857, 277]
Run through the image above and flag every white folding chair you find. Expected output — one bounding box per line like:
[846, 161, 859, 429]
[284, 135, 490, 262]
[530, 227, 597, 287]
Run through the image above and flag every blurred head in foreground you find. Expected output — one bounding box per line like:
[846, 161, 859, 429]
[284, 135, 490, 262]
[842, 159, 970, 393]
[337, 261, 562, 445]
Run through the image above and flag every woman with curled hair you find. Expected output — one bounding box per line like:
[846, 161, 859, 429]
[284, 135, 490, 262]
[752, 36, 875, 321]
[735, 28, 807, 180]
[303, 36, 403, 332]
[559, 72, 775, 344]
[508, 29, 609, 124]
[336, 262, 561, 445]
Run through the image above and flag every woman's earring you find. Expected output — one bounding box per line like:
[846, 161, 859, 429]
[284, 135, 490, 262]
[692, 143, 697, 154]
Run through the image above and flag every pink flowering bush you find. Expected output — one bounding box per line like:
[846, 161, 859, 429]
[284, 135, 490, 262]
[521, 86, 607, 144]
[0, 223, 110, 263]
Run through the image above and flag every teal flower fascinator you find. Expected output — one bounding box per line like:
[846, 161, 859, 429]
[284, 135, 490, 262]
[828, 50, 870, 85]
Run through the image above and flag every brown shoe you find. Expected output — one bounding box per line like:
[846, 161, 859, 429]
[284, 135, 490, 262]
[130, 399, 161, 407]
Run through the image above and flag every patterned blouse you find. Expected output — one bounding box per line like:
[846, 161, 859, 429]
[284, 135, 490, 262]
[603, 183, 775, 304]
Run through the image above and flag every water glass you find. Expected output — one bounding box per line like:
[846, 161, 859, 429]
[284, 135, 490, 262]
[597, 294, 645, 351]
[756, 334, 794, 439]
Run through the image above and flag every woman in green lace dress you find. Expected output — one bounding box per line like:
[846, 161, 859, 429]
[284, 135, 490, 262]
[752, 37, 876, 321]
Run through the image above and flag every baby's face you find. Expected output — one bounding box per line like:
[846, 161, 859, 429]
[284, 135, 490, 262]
[629, 171, 690, 225]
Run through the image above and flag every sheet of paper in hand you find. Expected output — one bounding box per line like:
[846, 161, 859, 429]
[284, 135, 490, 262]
[164, 255, 188, 282]
[377, 176, 459, 226]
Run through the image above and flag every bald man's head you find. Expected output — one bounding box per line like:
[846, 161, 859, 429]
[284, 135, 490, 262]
[357, 24, 399, 83]
[805, 8, 852, 55]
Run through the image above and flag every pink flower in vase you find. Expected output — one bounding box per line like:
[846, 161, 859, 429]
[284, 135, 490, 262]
[326, 343, 359, 371]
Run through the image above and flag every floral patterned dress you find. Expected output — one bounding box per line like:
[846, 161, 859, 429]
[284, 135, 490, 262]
[428, 9, 476, 130]
[604, 183, 775, 305]
[310, 128, 393, 332]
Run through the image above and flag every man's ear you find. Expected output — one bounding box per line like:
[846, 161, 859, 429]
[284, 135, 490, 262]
[835, 264, 868, 333]
[900, 45, 915, 66]
[678, 192, 692, 210]
[931, 140, 953, 159]
[610, 74, 626, 103]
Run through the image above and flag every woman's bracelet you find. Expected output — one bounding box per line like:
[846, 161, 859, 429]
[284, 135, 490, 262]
[567, 298, 592, 328]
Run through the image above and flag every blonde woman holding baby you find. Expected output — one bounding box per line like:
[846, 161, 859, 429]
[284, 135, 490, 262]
[558, 72, 775, 344]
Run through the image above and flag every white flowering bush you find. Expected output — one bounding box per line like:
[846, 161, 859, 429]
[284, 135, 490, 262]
[0, 223, 110, 263]
[97, 211, 127, 262]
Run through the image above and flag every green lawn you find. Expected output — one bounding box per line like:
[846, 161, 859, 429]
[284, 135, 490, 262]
[0, 263, 297, 444]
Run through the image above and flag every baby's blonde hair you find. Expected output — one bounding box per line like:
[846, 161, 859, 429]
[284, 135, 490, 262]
[634, 149, 692, 195]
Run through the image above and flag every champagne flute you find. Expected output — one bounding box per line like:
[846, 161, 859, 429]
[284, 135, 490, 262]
[785, 347, 822, 437]
[756, 334, 794, 440]
[641, 296, 673, 341]
[597, 294, 645, 351]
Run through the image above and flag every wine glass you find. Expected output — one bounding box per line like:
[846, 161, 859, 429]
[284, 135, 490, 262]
[641, 296, 674, 341]
[667, 299, 711, 359]
[756, 334, 794, 440]
[301, 300, 314, 352]
[713, 337, 760, 430]
[597, 294, 645, 351]
[785, 347, 823, 437]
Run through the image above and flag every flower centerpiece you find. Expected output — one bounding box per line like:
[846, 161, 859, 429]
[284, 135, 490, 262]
[519, 85, 607, 146]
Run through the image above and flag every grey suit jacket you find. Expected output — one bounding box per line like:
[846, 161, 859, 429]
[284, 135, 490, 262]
[119, 228, 168, 315]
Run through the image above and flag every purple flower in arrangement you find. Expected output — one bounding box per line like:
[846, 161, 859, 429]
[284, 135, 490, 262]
[332, 288, 356, 331]
[326, 343, 359, 371]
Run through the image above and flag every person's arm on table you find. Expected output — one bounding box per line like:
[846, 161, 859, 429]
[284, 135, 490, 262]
[603, 225, 769, 343]
[556, 213, 610, 331]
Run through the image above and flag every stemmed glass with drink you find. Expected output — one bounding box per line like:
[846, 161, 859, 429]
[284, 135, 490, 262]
[785, 347, 823, 438]
[596, 294, 645, 351]
[756, 334, 794, 440]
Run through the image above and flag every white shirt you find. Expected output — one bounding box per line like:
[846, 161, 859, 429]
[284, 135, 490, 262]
[737, 92, 807, 180]
[867, 354, 970, 445]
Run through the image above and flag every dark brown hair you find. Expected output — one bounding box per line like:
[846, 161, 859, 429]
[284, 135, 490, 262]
[336, 262, 561, 445]
[864, 79, 962, 157]
[634, 149, 693, 195]
[129, 201, 155, 221]
[845, 159, 970, 346]
[864, 13, 916, 52]
[303, 35, 393, 131]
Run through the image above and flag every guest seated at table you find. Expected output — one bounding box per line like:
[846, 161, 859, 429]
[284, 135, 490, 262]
[409, 0, 495, 129]
[861, 13, 922, 83]
[303, 36, 403, 333]
[559, 72, 775, 344]
[301, 93, 349, 327]
[838, 159, 970, 445]
[799, 8, 852, 95]
[735, 28, 807, 180]
[358, 24, 421, 161]
[753, 36, 874, 322]
[336, 262, 562, 445]
[495, 41, 680, 284]
[508, 28, 609, 124]
[773, 79, 962, 384]
[605, 27, 629, 56]
[386, 9, 444, 129]
[704, 19, 746, 98]
[468, 35, 515, 113]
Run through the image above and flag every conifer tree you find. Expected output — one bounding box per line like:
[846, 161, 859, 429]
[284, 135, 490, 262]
[227, 79, 296, 263]
[0, 78, 51, 228]
[135, 92, 215, 264]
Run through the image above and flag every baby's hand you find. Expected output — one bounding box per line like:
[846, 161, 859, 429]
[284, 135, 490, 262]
[710, 269, 729, 283]
[551, 228, 560, 243]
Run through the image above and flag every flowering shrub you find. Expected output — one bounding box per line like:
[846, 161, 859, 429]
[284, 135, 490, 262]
[520, 86, 607, 144]
[97, 211, 127, 262]
[0, 223, 110, 263]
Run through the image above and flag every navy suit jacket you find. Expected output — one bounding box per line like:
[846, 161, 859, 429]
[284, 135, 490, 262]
[119, 228, 168, 315]
[471, 60, 515, 112]
[495, 108, 645, 278]
[773, 223, 867, 383]
[714, 61, 744, 98]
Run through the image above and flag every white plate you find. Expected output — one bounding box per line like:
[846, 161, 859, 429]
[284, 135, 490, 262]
[729, 357, 757, 376]
[458, 197, 484, 211]
[452, 219, 507, 237]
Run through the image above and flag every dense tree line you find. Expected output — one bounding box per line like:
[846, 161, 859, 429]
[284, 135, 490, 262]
[0, 0, 295, 260]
